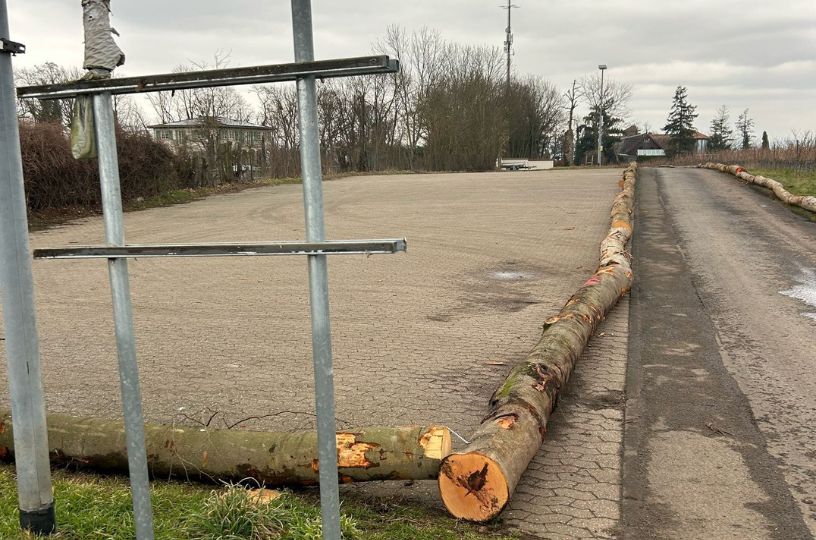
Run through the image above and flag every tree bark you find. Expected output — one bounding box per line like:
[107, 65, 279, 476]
[702, 162, 816, 213]
[438, 163, 637, 522]
[0, 411, 450, 486]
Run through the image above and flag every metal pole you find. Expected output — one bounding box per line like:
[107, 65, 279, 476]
[505, 0, 511, 95]
[92, 92, 154, 540]
[597, 65, 606, 166]
[290, 2, 341, 539]
[0, 1, 55, 534]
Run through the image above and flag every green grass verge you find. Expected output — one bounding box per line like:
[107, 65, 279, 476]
[0, 465, 516, 539]
[747, 167, 816, 221]
[750, 168, 816, 198]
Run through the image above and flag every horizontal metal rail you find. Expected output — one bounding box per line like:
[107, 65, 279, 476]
[33, 239, 407, 259]
[17, 55, 399, 100]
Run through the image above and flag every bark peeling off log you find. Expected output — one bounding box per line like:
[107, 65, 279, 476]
[702, 162, 816, 213]
[0, 410, 451, 486]
[439, 163, 637, 522]
[336, 433, 378, 469]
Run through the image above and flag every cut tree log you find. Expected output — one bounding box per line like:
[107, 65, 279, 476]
[0, 410, 450, 485]
[702, 162, 816, 213]
[438, 163, 637, 522]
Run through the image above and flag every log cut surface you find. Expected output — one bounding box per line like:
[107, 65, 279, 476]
[439, 163, 638, 522]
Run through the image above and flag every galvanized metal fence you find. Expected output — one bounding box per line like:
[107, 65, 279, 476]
[1, 1, 403, 538]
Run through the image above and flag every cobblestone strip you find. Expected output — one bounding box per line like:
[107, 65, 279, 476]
[504, 296, 629, 539]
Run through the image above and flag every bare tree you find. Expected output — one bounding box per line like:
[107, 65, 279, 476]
[506, 76, 564, 158]
[255, 83, 300, 177]
[419, 43, 506, 170]
[148, 52, 250, 123]
[563, 79, 580, 164]
[736, 108, 755, 149]
[374, 25, 445, 169]
[579, 73, 632, 121]
[113, 95, 149, 132]
[15, 62, 81, 125]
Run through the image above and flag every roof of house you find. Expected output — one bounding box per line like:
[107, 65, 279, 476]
[616, 129, 709, 156]
[148, 116, 273, 130]
[616, 133, 667, 156]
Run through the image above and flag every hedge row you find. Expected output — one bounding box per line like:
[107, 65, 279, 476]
[19, 121, 185, 211]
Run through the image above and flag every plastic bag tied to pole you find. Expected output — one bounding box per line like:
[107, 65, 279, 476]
[70, 96, 97, 159]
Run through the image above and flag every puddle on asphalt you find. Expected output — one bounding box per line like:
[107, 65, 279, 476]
[780, 268, 816, 321]
[490, 270, 535, 281]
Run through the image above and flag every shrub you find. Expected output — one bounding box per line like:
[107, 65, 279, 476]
[19, 120, 185, 211]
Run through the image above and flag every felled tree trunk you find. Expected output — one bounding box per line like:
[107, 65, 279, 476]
[0, 411, 450, 486]
[702, 162, 816, 213]
[438, 163, 637, 522]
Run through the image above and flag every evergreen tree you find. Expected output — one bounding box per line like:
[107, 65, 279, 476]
[708, 105, 733, 152]
[663, 86, 698, 156]
[573, 109, 624, 165]
[761, 130, 770, 150]
[736, 109, 755, 149]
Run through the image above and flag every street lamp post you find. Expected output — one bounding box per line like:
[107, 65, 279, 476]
[597, 64, 607, 166]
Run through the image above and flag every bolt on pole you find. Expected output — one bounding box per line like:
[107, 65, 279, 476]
[290, 1, 342, 539]
[0, 0, 56, 535]
[93, 92, 155, 539]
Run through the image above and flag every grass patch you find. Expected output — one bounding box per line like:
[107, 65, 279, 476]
[746, 167, 816, 221]
[750, 168, 816, 198]
[0, 465, 515, 539]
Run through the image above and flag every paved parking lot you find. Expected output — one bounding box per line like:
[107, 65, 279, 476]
[1, 168, 625, 537]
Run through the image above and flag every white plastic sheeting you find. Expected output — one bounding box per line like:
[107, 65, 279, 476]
[82, 0, 124, 73]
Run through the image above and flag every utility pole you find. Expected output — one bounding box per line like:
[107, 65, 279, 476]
[500, 0, 519, 96]
[499, 1, 518, 166]
[597, 64, 607, 166]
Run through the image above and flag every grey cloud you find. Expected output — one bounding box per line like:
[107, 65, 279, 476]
[8, 0, 815, 138]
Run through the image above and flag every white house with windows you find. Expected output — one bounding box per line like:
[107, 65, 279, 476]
[149, 116, 272, 150]
[149, 116, 273, 181]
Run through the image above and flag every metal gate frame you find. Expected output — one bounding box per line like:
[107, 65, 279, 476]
[2, 1, 403, 538]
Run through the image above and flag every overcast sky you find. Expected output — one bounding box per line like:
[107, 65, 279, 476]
[8, 0, 816, 142]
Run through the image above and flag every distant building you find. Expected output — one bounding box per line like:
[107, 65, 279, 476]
[615, 130, 709, 162]
[149, 116, 272, 150]
[692, 131, 709, 154]
[149, 116, 273, 182]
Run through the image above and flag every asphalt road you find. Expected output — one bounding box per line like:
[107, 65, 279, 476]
[624, 167, 816, 539]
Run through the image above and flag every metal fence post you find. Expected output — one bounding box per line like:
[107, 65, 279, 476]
[92, 92, 155, 540]
[291, 1, 342, 538]
[0, 0, 56, 534]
